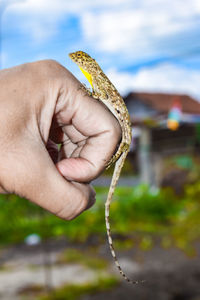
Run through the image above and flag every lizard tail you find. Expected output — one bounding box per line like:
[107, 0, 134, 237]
[105, 152, 145, 284]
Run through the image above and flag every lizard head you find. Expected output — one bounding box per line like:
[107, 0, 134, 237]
[68, 51, 98, 73]
[69, 51, 98, 88]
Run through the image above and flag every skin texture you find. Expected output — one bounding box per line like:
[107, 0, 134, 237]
[0, 59, 121, 220]
[69, 51, 143, 284]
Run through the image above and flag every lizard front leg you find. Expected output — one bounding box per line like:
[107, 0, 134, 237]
[80, 84, 92, 97]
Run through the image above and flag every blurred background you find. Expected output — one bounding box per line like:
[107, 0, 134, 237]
[1, 0, 200, 299]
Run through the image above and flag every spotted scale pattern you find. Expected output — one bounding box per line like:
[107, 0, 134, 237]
[69, 51, 144, 284]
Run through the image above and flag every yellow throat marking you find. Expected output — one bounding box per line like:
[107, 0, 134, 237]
[79, 66, 94, 89]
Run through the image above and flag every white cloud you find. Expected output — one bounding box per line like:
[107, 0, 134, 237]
[3, 0, 200, 100]
[80, 0, 200, 55]
[7, 0, 66, 43]
[7, 0, 135, 44]
[106, 64, 200, 100]
[6, 0, 200, 50]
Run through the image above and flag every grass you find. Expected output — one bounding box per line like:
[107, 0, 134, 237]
[18, 284, 44, 297]
[0, 185, 179, 245]
[1, 183, 200, 255]
[40, 276, 119, 300]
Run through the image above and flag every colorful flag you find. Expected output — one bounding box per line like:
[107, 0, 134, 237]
[167, 97, 182, 130]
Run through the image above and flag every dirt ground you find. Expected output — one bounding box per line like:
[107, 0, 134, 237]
[1, 238, 200, 300]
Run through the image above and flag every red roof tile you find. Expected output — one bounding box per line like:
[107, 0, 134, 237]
[124, 92, 200, 115]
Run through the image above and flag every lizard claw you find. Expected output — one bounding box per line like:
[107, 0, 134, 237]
[106, 142, 130, 169]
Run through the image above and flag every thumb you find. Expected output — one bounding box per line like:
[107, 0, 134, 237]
[1, 141, 96, 220]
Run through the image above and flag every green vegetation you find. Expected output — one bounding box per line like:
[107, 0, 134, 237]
[40, 277, 119, 300]
[1, 183, 200, 255]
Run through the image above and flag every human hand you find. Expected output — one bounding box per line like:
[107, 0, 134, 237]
[0, 60, 121, 220]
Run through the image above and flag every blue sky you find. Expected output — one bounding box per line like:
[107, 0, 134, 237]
[1, 0, 200, 99]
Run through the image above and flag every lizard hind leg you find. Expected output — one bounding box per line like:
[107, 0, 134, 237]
[106, 142, 130, 169]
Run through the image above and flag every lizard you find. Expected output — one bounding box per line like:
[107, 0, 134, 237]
[69, 51, 143, 284]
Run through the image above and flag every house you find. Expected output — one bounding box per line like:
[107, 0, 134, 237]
[124, 92, 200, 188]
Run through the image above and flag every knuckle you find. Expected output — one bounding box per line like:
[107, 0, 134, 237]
[56, 188, 89, 221]
[77, 189, 89, 211]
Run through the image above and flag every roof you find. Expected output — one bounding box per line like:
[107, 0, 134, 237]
[124, 92, 200, 115]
